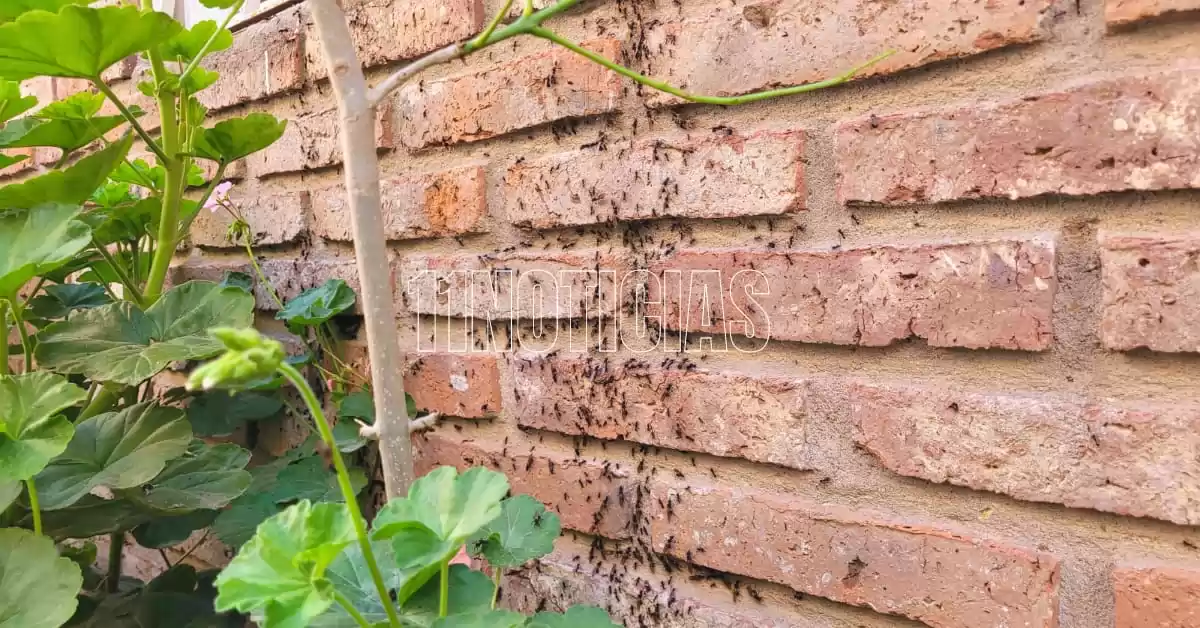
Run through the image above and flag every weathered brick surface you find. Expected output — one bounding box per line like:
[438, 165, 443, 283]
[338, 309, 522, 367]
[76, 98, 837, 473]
[396, 39, 623, 149]
[838, 69, 1200, 206]
[1107, 0, 1200, 25]
[414, 430, 637, 539]
[170, 257, 359, 312]
[1113, 566, 1200, 628]
[200, 8, 306, 112]
[648, 238, 1057, 350]
[312, 165, 487, 241]
[305, 0, 483, 80]
[404, 353, 501, 418]
[0, 147, 35, 178]
[512, 355, 809, 469]
[640, 0, 1051, 107]
[854, 382, 1200, 525]
[645, 477, 1061, 628]
[249, 107, 392, 177]
[1100, 233, 1200, 353]
[398, 250, 629, 319]
[503, 131, 804, 229]
[189, 190, 309, 248]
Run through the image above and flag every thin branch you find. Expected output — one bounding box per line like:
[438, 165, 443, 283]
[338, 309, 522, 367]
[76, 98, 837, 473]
[472, 0, 515, 49]
[92, 81, 169, 165]
[93, 245, 146, 307]
[368, 43, 465, 108]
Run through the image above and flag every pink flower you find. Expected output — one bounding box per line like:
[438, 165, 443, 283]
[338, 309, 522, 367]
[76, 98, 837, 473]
[205, 181, 233, 212]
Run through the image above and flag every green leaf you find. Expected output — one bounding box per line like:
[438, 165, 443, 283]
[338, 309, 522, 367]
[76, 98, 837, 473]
[36, 494, 151, 539]
[526, 607, 620, 628]
[0, 114, 125, 154]
[0, 480, 20, 511]
[0, 0, 94, 25]
[211, 492, 277, 550]
[163, 20, 232, 61]
[186, 390, 282, 437]
[0, 528, 82, 628]
[401, 565, 494, 627]
[36, 280, 255, 385]
[214, 500, 356, 627]
[109, 157, 162, 191]
[371, 467, 508, 603]
[126, 441, 251, 512]
[182, 67, 220, 93]
[35, 402, 192, 510]
[0, 5, 182, 80]
[38, 90, 104, 119]
[58, 540, 97, 574]
[218, 270, 253, 293]
[0, 131, 132, 208]
[83, 196, 160, 245]
[338, 391, 375, 423]
[431, 609, 525, 628]
[0, 203, 92, 299]
[71, 564, 235, 628]
[199, 0, 241, 8]
[468, 495, 560, 568]
[26, 282, 111, 320]
[0, 153, 27, 169]
[192, 113, 286, 164]
[0, 80, 36, 123]
[132, 508, 217, 549]
[277, 279, 355, 330]
[310, 541, 402, 628]
[272, 455, 366, 504]
[0, 372, 86, 481]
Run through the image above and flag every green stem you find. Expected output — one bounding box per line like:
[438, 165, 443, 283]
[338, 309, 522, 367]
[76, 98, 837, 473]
[93, 246, 146, 307]
[531, 27, 894, 105]
[523, 0, 534, 16]
[491, 567, 502, 609]
[334, 591, 373, 628]
[178, 0, 246, 85]
[106, 532, 123, 593]
[243, 240, 284, 310]
[25, 479, 41, 535]
[92, 81, 169, 165]
[142, 19, 183, 304]
[278, 363, 402, 628]
[439, 561, 450, 617]
[79, 385, 121, 421]
[472, 0, 514, 48]
[177, 162, 228, 237]
[0, 301, 9, 377]
[8, 302, 32, 374]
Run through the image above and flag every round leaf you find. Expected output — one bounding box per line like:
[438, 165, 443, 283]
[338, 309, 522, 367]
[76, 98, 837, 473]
[0, 372, 86, 481]
[0, 528, 83, 628]
[0, 480, 20, 512]
[0, 5, 181, 80]
[26, 282, 111, 321]
[467, 494, 560, 568]
[192, 113, 286, 164]
[276, 279, 355, 330]
[132, 509, 217, 549]
[126, 441, 251, 512]
[373, 466, 510, 545]
[35, 402, 192, 510]
[36, 281, 255, 385]
[0, 203, 92, 299]
[214, 500, 356, 626]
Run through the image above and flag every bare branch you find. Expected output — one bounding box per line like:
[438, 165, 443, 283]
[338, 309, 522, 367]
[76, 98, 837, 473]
[367, 43, 465, 108]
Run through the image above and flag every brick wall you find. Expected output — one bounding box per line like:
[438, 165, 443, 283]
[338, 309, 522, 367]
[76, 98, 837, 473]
[20, 0, 1200, 625]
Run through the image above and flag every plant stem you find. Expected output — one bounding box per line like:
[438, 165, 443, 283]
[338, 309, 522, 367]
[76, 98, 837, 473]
[8, 302, 32, 373]
[242, 240, 284, 310]
[177, 0, 246, 85]
[93, 245, 146, 307]
[277, 362, 402, 628]
[25, 479, 41, 535]
[91, 81, 169, 165]
[142, 14, 183, 304]
[472, 0, 514, 48]
[334, 591, 373, 628]
[491, 567, 502, 609]
[79, 385, 121, 421]
[106, 532, 123, 593]
[0, 301, 9, 377]
[439, 561, 450, 617]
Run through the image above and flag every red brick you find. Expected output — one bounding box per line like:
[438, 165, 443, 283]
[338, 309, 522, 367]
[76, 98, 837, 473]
[200, 8, 306, 112]
[414, 430, 637, 539]
[405, 353, 501, 419]
[838, 69, 1200, 206]
[52, 78, 94, 99]
[305, 0, 483, 80]
[398, 250, 629, 320]
[99, 56, 137, 84]
[189, 190, 309, 248]
[1114, 566, 1200, 628]
[312, 165, 487, 241]
[249, 107, 393, 177]
[1100, 233, 1200, 353]
[170, 256, 359, 312]
[1107, 0, 1200, 25]
[0, 147, 36, 178]
[396, 39, 623, 149]
[646, 477, 1060, 628]
[648, 238, 1057, 351]
[854, 382, 1200, 525]
[640, 0, 1050, 107]
[513, 355, 809, 469]
[503, 131, 804, 229]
